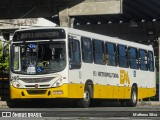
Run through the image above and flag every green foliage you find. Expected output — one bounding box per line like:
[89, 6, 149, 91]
[0, 40, 9, 73]
[156, 71, 159, 83]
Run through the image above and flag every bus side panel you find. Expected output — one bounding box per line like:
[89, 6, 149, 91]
[68, 84, 84, 98]
[138, 87, 156, 99]
[136, 70, 156, 99]
[124, 86, 131, 99]
[113, 86, 125, 99]
[94, 85, 113, 98]
[93, 85, 132, 99]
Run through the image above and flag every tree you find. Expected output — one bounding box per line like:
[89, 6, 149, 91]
[0, 40, 9, 73]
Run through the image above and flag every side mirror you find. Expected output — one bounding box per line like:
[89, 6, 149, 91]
[2, 33, 10, 41]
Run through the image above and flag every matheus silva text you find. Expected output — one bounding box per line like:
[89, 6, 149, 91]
[133, 112, 158, 117]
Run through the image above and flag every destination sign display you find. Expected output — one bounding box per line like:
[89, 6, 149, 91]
[13, 29, 66, 41]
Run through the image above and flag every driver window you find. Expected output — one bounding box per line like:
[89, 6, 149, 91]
[49, 43, 66, 71]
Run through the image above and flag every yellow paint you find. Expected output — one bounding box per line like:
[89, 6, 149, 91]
[124, 86, 131, 98]
[138, 87, 156, 99]
[10, 84, 84, 99]
[68, 84, 84, 98]
[94, 85, 113, 98]
[113, 86, 125, 98]
[10, 83, 156, 100]
[94, 84, 131, 99]
[120, 70, 130, 84]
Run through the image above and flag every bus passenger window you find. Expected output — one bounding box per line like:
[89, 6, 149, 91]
[129, 47, 138, 69]
[93, 39, 105, 65]
[81, 37, 92, 63]
[139, 49, 148, 71]
[118, 45, 128, 68]
[148, 51, 154, 71]
[69, 39, 81, 69]
[106, 42, 117, 66]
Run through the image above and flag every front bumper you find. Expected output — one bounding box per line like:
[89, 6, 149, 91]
[10, 83, 84, 99]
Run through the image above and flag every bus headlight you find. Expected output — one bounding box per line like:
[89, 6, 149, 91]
[11, 80, 22, 88]
[10, 76, 23, 88]
[11, 80, 23, 88]
[52, 79, 63, 87]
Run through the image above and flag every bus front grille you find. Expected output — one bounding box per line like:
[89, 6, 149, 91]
[25, 85, 50, 88]
[20, 77, 55, 83]
[27, 90, 47, 95]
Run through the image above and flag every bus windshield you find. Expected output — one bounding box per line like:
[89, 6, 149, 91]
[11, 41, 66, 74]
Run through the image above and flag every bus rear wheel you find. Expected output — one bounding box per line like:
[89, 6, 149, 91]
[120, 86, 137, 107]
[126, 86, 137, 107]
[77, 86, 91, 108]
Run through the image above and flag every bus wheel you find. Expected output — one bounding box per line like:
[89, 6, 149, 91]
[126, 86, 137, 107]
[77, 86, 91, 108]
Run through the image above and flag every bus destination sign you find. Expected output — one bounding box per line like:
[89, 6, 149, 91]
[14, 29, 66, 41]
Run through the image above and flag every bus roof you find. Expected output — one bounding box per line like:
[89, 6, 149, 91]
[67, 28, 153, 51]
[14, 27, 153, 51]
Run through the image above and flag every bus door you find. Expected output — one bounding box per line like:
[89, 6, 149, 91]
[68, 35, 82, 84]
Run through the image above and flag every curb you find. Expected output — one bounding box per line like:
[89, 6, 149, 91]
[138, 101, 160, 106]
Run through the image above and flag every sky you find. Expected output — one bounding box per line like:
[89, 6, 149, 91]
[34, 18, 56, 26]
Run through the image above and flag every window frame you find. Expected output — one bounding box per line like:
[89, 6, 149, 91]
[92, 39, 105, 65]
[105, 42, 117, 66]
[81, 36, 93, 63]
[128, 47, 139, 69]
[118, 44, 129, 68]
[148, 51, 154, 71]
[69, 38, 81, 69]
[139, 49, 148, 71]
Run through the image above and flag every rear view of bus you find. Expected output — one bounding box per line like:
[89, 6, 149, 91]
[10, 28, 69, 99]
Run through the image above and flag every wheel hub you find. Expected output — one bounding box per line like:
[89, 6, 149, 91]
[84, 91, 89, 101]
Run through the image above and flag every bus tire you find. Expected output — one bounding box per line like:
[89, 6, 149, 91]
[77, 85, 91, 108]
[126, 86, 137, 107]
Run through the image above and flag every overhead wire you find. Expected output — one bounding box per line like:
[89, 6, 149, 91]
[19, 6, 36, 19]
[19, 0, 40, 19]
[0, 0, 40, 26]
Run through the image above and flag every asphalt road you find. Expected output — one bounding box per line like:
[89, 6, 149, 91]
[0, 101, 160, 119]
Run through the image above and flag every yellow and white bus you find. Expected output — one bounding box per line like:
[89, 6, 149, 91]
[9, 27, 156, 107]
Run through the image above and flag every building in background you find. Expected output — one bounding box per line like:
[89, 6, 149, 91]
[0, 18, 56, 41]
[0, 18, 56, 28]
